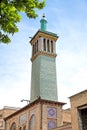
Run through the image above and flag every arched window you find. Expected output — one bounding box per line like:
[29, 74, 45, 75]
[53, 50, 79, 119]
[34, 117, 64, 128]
[47, 39, 50, 52]
[10, 122, 16, 130]
[51, 40, 53, 53]
[48, 120, 56, 130]
[43, 38, 46, 51]
[29, 114, 36, 130]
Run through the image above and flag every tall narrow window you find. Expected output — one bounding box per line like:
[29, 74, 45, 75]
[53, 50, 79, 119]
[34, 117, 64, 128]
[32, 45, 34, 56]
[36, 40, 38, 52]
[47, 39, 50, 52]
[43, 38, 46, 51]
[51, 40, 53, 53]
[33, 44, 36, 55]
[35, 42, 37, 54]
[29, 115, 36, 130]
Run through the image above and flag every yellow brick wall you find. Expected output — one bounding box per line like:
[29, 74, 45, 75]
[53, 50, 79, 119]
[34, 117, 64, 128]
[70, 90, 87, 130]
[5, 100, 65, 130]
[63, 109, 71, 124]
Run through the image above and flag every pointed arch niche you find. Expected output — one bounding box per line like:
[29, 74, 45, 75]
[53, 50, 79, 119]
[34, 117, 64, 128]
[10, 122, 16, 130]
[29, 114, 36, 130]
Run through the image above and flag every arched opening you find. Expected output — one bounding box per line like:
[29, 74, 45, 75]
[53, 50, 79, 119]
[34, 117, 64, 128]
[36, 40, 38, 52]
[43, 38, 46, 51]
[47, 39, 50, 52]
[29, 114, 36, 130]
[51, 40, 53, 53]
[10, 122, 16, 130]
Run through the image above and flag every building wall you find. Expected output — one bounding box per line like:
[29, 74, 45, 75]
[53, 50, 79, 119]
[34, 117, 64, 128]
[0, 106, 19, 130]
[62, 109, 71, 124]
[70, 90, 87, 130]
[31, 55, 58, 102]
[5, 100, 65, 130]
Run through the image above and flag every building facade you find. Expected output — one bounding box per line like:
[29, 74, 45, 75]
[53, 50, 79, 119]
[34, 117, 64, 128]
[2, 15, 87, 130]
[0, 106, 19, 130]
[30, 14, 58, 102]
[70, 90, 87, 130]
[5, 99, 66, 130]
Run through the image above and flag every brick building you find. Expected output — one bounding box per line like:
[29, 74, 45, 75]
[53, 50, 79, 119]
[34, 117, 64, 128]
[0, 106, 19, 130]
[1, 15, 87, 130]
[70, 90, 87, 130]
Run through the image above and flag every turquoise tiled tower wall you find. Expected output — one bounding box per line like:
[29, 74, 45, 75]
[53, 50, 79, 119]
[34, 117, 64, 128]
[30, 55, 58, 102]
[30, 15, 58, 102]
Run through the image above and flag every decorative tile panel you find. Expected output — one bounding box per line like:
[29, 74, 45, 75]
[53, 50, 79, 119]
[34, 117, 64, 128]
[19, 113, 27, 124]
[48, 120, 56, 129]
[31, 55, 58, 102]
[47, 108, 57, 118]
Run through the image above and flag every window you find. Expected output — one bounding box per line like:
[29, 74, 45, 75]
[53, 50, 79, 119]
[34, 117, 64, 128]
[32, 45, 34, 56]
[10, 122, 16, 130]
[78, 108, 87, 130]
[43, 38, 46, 51]
[29, 115, 36, 130]
[51, 40, 53, 53]
[33, 44, 36, 54]
[35, 43, 36, 54]
[36, 40, 38, 52]
[47, 39, 50, 52]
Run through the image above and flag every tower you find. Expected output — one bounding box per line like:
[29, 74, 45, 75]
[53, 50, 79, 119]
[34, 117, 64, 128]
[5, 15, 66, 130]
[30, 14, 59, 102]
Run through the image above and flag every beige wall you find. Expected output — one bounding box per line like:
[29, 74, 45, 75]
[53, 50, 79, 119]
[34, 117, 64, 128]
[5, 100, 65, 130]
[0, 106, 19, 130]
[63, 109, 71, 124]
[70, 90, 87, 130]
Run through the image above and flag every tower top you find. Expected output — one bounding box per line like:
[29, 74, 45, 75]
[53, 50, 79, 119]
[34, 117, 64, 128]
[40, 14, 47, 31]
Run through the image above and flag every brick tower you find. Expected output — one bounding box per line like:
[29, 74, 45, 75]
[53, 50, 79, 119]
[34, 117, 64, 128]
[30, 14, 58, 102]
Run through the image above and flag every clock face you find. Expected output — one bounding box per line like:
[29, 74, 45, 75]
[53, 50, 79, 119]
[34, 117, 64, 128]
[47, 108, 57, 118]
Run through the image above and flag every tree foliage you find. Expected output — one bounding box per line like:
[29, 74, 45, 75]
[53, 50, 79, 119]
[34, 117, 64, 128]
[0, 0, 45, 44]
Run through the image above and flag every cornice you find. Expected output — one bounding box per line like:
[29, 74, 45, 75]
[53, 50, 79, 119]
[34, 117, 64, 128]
[31, 51, 57, 62]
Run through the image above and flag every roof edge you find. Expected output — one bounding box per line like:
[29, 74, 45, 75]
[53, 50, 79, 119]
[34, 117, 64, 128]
[5, 98, 66, 120]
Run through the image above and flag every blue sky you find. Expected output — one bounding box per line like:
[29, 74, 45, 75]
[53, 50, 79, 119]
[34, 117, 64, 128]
[0, 0, 87, 109]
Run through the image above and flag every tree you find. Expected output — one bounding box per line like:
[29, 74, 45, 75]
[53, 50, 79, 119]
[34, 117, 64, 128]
[0, 0, 45, 44]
